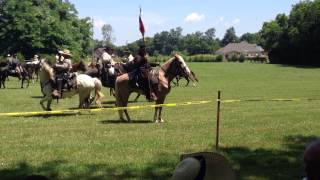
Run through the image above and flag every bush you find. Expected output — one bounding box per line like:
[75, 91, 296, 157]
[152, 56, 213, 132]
[229, 54, 238, 62]
[215, 55, 223, 62]
[239, 54, 245, 63]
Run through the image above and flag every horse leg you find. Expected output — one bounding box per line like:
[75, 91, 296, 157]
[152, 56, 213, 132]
[40, 95, 49, 111]
[133, 93, 140, 102]
[115, 90, 131, 122]
[155, 96, 165, 123]
[78, 89, 86, 108]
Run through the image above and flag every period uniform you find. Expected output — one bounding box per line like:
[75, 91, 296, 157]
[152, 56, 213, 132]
[123, 45, 157, 101]
[52, 49, 73, 98]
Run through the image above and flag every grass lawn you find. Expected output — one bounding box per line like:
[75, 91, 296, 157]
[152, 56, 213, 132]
[0, 62, 319, 179]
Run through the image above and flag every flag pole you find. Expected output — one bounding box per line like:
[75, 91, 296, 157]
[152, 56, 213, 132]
[139, 6, 145, 46]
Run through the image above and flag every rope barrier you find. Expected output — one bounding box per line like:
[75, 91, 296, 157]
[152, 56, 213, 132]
[1, 97, 319, 117]
[0, 100, 212, 117]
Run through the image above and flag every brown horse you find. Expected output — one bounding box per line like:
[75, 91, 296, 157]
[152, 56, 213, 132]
[115, 54, 197, 123]
[71, 60, 87, 73]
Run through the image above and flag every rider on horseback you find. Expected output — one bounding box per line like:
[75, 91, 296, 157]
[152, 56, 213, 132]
[52, 49, 73, 98]
[8, 54, 23, 79]
[123, 45, 157, 101]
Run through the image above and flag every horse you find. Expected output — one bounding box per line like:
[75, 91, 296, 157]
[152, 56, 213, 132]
[2, 62, 30, 88]
[25, 60, 41, 83]
[172, 70, 198, 87]
[85, 61, 142, 101]
[115, 54, 197, 123]
[71, 60, 87, 73]
[39, 61, 104, 111]
[0, 61, 9, 88]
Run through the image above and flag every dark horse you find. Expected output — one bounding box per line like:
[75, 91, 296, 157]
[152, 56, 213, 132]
[0, 61, 30, 88]
[115, 54, 197, 123]
[0, 61, 8, 88]
[172, 70, 198, 87]
[85, 62, 143, 100]
[71, 60, 88, 73]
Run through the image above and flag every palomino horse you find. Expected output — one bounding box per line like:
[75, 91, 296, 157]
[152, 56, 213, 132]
[115, 54, 196, 123]
[39, 61, 104, 111]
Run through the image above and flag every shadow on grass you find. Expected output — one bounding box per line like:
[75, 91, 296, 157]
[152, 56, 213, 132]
[99, 119, 153, 124]
[276, 64, 320, 69]
[1, 135, 317, 179]
[30, 96, 43, 99]
[219, 135, 318, 180]
[0, 154, 176, 180]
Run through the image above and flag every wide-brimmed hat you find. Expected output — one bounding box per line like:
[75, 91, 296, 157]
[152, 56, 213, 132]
[7, 54, 11, 57]
[171, 152, 235, 180]
[58, 49, 72, 57]
[34, 55, 39, 58]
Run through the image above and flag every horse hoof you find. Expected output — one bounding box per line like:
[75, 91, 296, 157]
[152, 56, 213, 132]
[47, 108, 52, 111]
[160, 118, 164, 123]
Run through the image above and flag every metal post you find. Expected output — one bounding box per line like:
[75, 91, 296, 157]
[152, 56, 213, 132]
[216, 91, 221, 151]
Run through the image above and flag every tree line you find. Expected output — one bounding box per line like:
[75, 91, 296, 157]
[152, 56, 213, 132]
[1, 0, 320, 65]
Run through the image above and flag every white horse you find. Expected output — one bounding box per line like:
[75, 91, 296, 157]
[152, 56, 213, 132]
[39, 61, 104, 111]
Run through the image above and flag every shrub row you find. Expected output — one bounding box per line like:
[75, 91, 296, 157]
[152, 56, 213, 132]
[149, 54, 223, 63]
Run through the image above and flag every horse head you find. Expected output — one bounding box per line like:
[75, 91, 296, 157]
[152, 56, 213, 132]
[172, 54, 197, 84]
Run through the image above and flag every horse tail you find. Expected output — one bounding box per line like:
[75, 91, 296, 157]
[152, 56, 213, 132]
[93, 78, 104, 107]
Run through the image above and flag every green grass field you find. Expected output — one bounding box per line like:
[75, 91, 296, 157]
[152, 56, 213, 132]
[0, 62, 319, 180]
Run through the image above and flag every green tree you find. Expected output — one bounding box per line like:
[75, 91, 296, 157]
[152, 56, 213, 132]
[0, 0, 92, 59]
[221, 27, 239, 46]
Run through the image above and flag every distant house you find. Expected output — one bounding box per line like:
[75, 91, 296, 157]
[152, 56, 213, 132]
[216, 41, 268, 61]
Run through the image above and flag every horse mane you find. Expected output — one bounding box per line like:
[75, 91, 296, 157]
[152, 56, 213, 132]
[41, 61, 54, 81]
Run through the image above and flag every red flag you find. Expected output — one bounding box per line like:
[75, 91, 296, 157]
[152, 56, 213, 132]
[139, 7, 145, 36]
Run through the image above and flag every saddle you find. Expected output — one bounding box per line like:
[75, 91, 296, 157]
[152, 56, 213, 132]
[128, 67, 159, 94]
[56, 73, 77, 93]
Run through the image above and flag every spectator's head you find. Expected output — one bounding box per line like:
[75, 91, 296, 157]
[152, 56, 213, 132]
[171, 152, 235, 180]
[304, 140, 320, 180]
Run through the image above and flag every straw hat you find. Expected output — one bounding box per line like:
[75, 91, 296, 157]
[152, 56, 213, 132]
[171, 152, 236, 180]
[58, 49, 72, 57]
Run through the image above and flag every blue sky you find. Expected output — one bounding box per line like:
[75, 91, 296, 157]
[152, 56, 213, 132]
[70, 0, 301, 46]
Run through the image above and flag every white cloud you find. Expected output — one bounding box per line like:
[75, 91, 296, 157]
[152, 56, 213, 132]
[219, 17, 224, 22]
[93, 18, 106, 29]
[184, 12, 205, 23]
[232, 18, 240, 25]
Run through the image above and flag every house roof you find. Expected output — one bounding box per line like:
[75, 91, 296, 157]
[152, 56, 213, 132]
[216, 41, 264, 55]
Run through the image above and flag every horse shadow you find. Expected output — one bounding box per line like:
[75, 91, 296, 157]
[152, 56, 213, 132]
[99, 119, 153, 124]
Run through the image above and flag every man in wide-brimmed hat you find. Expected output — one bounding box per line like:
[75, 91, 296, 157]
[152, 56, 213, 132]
[171, 152, 235, 180]
[52, 49, 73, 98]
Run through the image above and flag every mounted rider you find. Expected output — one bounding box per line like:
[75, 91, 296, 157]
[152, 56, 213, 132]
[52, 49, 73, 98]
[123, 45, 157, 101]
[8, 54, 23, 78]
